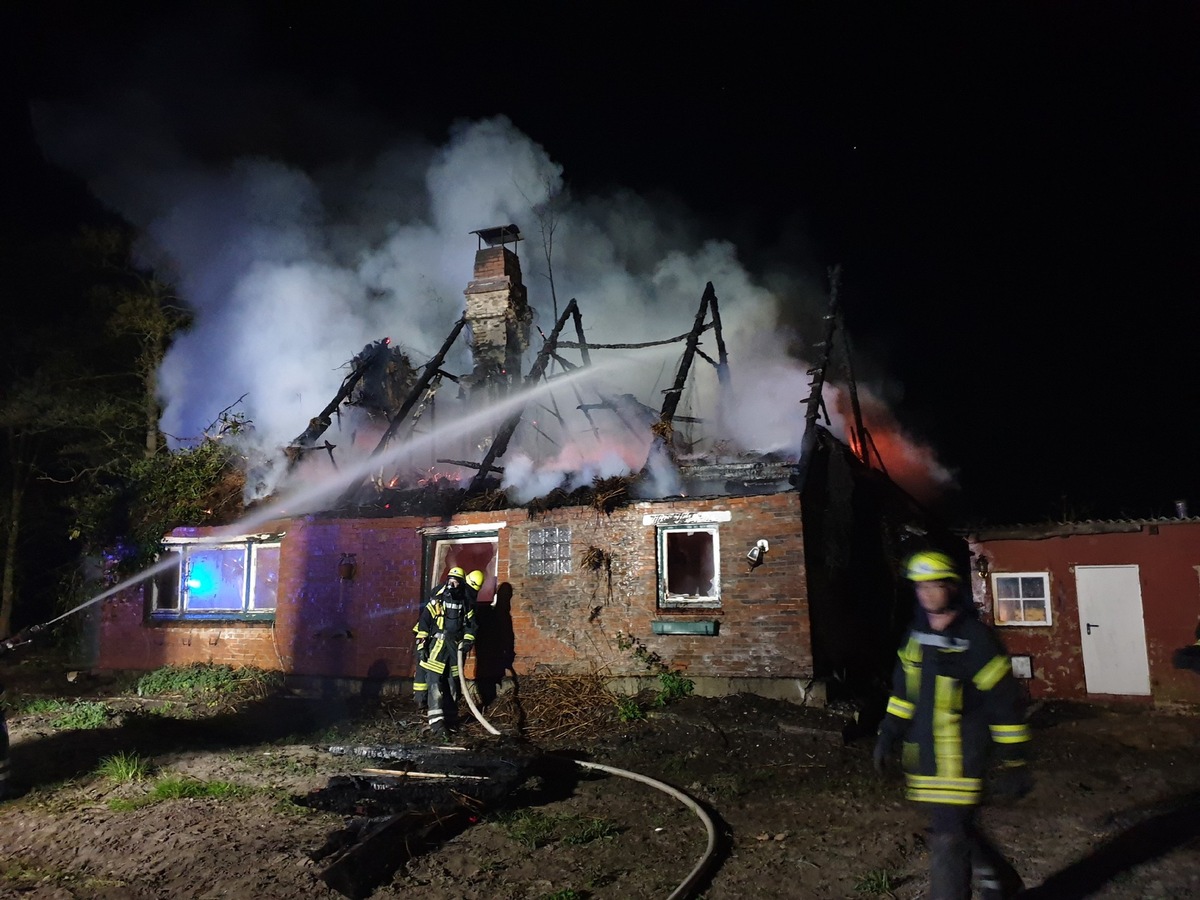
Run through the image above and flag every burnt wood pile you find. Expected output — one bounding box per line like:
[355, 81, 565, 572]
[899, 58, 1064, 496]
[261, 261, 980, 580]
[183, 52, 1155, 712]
[298, 740, 580, 899]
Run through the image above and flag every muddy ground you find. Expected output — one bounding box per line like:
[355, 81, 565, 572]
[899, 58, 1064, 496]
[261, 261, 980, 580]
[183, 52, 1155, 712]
[1, 657, 1199, 900]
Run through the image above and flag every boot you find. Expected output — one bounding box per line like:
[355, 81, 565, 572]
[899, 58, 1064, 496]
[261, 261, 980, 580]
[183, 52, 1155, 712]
[929, 832, 972, 900]
[976, 865, 1025, 899]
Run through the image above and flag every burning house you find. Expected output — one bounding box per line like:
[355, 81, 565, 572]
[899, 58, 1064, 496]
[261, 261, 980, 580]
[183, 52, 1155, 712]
[93, 227, 955, 705]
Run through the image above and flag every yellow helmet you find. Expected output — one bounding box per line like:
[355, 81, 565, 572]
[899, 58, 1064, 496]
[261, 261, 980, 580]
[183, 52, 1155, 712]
[905, 551, 960, 582]
[466, 570, 485, 591]
[448, 566, 465, 580]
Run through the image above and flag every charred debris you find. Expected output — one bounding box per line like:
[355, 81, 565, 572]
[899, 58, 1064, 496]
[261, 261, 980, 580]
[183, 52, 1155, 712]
[279, 227, 876, 519]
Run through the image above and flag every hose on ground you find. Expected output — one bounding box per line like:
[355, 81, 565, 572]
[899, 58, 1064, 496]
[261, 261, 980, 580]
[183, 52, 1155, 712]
[456, 650, 717, 900]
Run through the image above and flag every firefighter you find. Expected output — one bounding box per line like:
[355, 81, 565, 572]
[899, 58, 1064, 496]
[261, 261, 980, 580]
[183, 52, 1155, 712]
[465, 569, 486, 598]
[413, 567, 478, 737]
[874, 550, 1032, 900]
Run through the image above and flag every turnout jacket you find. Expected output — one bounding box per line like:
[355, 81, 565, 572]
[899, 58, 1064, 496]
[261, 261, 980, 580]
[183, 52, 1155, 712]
[879, 606, 1031, 807]
[413, 582, 478, 677]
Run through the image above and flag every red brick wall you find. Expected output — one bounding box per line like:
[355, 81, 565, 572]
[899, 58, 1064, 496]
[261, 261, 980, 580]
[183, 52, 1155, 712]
[472, 247, 522, 281]
[971, 522, 1200, 705]
[98, 494, 812, 684]
[505, 494, 810, 678]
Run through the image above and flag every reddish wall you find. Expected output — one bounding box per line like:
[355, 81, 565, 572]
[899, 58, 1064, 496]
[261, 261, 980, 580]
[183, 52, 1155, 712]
[98, 493, 812, 684]
[971, 522, 1200, 705]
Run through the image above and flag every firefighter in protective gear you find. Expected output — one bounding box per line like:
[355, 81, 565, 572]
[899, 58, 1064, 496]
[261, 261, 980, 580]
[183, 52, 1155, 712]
[413, 567, 478, 737]
[874, 551, 1032, 900]
[466, 569, 485, 593]
[413, 567, 471, 709]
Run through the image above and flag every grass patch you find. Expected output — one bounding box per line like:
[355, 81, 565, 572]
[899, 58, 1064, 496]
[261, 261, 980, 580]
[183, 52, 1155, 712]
[135, 663, 282, 700]
[106, 774, 251, 811]
[540, 891, 584, 900]
[854, 868, 898, 896]
[150, 776, 246, 801]
[14, 698, 111, 730]
[57, 701, 111, 730]
[95, 751, 150, 782]
[494, 809, 619, 849]
[8, 697, 72, 715]
[0, 857, 125, 890]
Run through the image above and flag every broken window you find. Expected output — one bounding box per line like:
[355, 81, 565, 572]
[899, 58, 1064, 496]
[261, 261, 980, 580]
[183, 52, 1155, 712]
[424, 532, 498, 605]
[992, 572, 1051, 626]
[528, 526, 571, 577]
[658, 525, 720, 608]
[153, 538, 281, 620]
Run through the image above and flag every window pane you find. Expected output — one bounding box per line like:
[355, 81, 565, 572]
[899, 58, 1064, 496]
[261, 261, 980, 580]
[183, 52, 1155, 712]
[1020, 577, 1046, 599]
[996, 577, 1020, 599]
[1022, 600, 1047, 622]
[665, 530, 715, 597]
[153, 550, 183, 611]
[996, 599, 1022, 623]
[251, 545, 280, 611]
[184, 547, 246, 611]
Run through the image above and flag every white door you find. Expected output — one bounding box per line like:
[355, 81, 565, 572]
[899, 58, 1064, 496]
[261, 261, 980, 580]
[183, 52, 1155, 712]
[1075, 565, 1151, 696]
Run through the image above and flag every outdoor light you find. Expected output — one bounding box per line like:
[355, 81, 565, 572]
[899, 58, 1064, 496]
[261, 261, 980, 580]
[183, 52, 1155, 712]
[746, 539, 770, 570]
[975, 555, 990, 578]
[338, 553, 357, 581]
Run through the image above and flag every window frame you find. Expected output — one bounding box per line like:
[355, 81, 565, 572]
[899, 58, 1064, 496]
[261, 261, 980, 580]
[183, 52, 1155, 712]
[152, 536, 282, 622]
[657, 524, 722, 609]
[422, 530, 500, 604]
[991, 571, 1052, 627]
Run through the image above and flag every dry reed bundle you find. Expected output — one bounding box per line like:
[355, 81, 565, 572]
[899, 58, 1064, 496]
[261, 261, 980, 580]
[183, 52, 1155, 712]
[482, 670, 619, 744]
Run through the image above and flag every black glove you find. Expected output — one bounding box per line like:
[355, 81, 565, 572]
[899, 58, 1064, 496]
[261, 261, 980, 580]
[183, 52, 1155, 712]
[991, 764, 1034, 801]
[873, 731, 898, 777]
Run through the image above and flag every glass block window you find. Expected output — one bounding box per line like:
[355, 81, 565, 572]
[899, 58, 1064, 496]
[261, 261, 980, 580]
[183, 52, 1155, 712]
[529, 526, 572, 576]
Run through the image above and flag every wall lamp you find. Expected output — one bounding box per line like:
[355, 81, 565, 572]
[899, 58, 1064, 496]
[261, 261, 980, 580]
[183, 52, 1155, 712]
[974, 555, 990, 578]
[746, 539, 770, 570]
[338, 553, 358, 581]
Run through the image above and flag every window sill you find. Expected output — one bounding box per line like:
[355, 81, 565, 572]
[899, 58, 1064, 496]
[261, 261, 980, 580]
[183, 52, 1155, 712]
[652, 620, 719, 636]
[148, 613, 276, 625]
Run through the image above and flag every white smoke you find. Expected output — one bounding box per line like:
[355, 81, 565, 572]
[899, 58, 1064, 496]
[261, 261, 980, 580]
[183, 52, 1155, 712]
[32, 87, 946, 503]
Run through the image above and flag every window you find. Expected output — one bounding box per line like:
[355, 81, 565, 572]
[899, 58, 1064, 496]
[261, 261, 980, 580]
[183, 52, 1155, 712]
[424, 531, 499, 604]
[658, 525, 720, 608]
[153, 538, 280, 620]
[528, 526, 571, 577]
[992, 572, 1051, 626]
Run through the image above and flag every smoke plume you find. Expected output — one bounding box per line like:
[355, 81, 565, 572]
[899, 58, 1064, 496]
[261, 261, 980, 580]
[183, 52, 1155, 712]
[31, 71, 952, 506]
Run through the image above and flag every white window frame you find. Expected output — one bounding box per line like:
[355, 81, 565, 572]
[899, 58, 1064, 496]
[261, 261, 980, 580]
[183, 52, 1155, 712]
[991, 571, 1052, 627]
[657, 524, 722, 609]
[154, 537, 281, 620]
[423, 531, 500, 603]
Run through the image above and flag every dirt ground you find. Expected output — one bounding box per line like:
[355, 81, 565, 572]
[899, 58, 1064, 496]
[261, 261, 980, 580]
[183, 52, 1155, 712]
[2, 657, 1199, 900]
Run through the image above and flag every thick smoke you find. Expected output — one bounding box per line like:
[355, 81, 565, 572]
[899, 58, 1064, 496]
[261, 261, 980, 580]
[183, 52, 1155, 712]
[32, 92, 950, 504]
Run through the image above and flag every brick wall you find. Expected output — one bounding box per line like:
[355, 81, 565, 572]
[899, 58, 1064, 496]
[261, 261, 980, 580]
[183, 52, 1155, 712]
[472, 247, 521, 280]
[97, 494, 812, 687]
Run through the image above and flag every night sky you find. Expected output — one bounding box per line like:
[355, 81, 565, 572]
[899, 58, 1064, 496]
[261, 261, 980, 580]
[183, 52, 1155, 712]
[5, 2, 1199, 526]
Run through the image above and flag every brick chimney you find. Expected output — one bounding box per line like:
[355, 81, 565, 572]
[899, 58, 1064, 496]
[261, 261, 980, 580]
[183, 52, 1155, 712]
[464, 225, 531, 399]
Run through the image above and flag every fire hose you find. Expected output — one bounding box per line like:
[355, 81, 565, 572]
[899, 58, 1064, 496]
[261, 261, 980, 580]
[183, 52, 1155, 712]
[456, 648, 718, 900]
